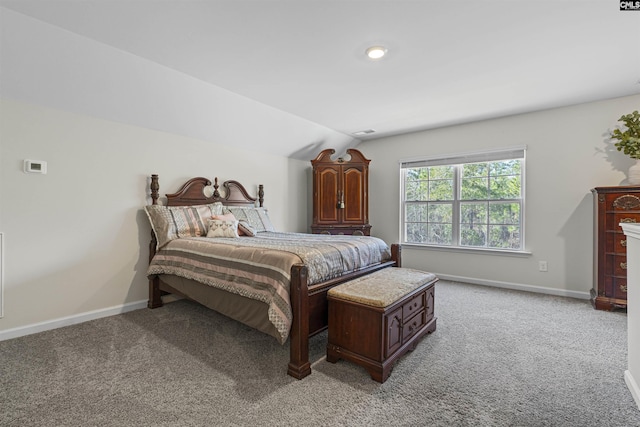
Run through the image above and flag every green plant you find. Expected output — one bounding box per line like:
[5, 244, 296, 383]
[611, 110, 640, 159]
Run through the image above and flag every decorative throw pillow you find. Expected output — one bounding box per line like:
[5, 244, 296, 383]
[237, 220, 257, 237]
[224, 207, 275, 233]
[206, 219, 240, 238]
[145, 202, 224, 249]
[212, 212, 242, 234]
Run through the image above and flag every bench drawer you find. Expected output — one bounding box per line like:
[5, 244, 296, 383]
[402, 292, 425, 321]
[403, 310, 427, 342]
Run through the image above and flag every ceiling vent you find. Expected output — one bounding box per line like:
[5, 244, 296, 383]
[352, 129, 376, 137]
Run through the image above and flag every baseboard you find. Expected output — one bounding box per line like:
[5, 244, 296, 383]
[0, 299, 148, 342]
[0, 276, 591, 342]
[435, 273, 591, 300]
[626, 370, 640, 411]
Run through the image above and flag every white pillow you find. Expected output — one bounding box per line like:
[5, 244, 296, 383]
[206, 219, 240, 238]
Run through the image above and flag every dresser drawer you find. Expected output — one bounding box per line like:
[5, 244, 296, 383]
[600, 192, 640, 210]
[605, 254, 628, 276]
[605, 213, 640, 231]
[606, 233, 629, 252]
[604, 276, 628, 299]
[613, 214, 640, 229]
[311, 226, 371, 236]
[615, 256, 628, 276]
[610, 193, 640, 210]
[616, 281, 628, 299]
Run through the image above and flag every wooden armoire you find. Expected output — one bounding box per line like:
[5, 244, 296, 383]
[591, 186, 640, 310]
[311, 148, 371, 236]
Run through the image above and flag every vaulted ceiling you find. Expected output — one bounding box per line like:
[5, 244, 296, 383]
[2, 1, 639, 160]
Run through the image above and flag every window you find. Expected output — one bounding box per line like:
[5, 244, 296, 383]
[400, 147, 525, 251]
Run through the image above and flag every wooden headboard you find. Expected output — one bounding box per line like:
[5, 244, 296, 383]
[150, 174, 263, 207]
[147, 174, 264, 263]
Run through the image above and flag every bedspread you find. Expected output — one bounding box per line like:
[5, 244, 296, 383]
[147, 232, 391, 343]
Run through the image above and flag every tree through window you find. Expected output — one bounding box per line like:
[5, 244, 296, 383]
[401, 148, 525, 251]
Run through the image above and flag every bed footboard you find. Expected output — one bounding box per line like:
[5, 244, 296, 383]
[288, 265, 311, 379]
[287, 243, 401, 379]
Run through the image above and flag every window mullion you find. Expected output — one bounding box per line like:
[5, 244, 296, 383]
[452, 165, 461, 246]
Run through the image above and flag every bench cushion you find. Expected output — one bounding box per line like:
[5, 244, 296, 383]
[328, 268, 437, 308]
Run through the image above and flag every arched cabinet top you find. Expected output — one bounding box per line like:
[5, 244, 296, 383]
[311, 148, 370, 166]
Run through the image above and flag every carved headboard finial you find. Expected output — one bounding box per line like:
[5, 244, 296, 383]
[151, 174, 159, 205]
[213, 177, 220, 198]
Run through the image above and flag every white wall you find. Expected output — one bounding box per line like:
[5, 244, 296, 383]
[0, 6, 330, 336]
[0, 99, 308, 333]
[361, 94, 640, 297]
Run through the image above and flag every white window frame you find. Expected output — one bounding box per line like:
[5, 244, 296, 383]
[399, 146, 527, 254]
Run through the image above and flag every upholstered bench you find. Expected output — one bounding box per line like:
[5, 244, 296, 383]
[326, 267, 437, 383]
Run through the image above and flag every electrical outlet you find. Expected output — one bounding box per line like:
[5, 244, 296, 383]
[539, 261, 548, 272]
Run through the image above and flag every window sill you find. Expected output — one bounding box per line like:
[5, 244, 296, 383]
[401, 243, 532, 257]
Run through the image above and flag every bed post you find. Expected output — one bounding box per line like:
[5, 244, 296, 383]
[148, 277, 163, 309]
[258, 184, 264, 207]
[148, 174, 163, 309]
[148, 231, 162, 308]
[288, 264, 311, 379]
[391, 243, 402, 267]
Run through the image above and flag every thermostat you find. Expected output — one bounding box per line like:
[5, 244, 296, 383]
[24, 160, 47, 174]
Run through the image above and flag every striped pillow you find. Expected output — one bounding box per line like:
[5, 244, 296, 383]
[145, 202, 224, 249]
[224, 207, 275, 233]
[238, 220, 257, 237]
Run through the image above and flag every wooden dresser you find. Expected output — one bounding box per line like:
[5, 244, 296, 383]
[311, 148, 371, 236]
[592, 186, 640, 310]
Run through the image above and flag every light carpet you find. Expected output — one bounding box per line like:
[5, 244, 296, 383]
[1, 280, 639, 426]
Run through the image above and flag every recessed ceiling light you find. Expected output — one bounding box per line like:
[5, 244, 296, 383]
[365, 46, 387, 60]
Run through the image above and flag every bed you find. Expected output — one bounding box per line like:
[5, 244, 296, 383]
[145, 174, 401, 379]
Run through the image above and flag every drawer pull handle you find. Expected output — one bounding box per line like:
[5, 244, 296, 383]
[408, 321, 418, 332]
[620, 284, 628, 293]
[621, 239, 627, 247]
[621, 218, 637, 223]
[621, 262, 627, 270]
